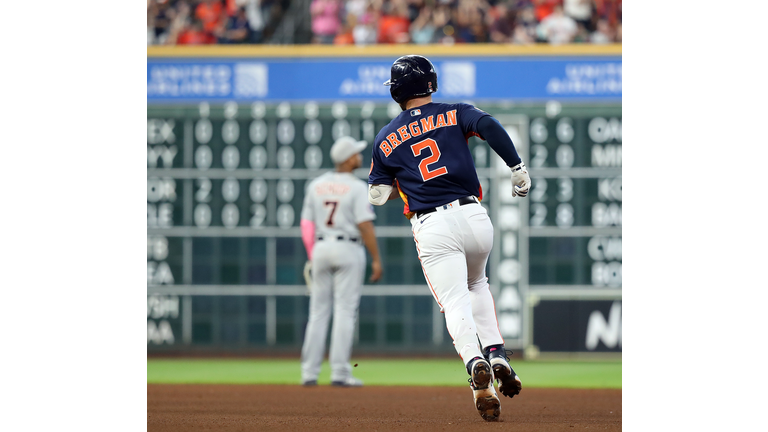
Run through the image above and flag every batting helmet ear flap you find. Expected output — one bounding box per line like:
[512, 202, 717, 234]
[384, 55, 438, 104]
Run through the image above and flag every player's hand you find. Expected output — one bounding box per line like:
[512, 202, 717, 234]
[369, 259, 383, 283]
[303, 261, 313, 293]
[510, 162, 530, 197]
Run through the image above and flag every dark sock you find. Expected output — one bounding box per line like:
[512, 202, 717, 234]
[484, 344, 506, 359]
[465, 356, 484, 375]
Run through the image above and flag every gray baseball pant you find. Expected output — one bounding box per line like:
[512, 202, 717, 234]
[301, 240, 365, 383]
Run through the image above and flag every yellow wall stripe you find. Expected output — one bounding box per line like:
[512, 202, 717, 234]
[147, 44, 621, 58]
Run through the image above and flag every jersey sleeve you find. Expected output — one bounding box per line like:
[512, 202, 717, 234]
[477, 116, 522, 168]
[457, 103, 491, 139]
[300, 181, 314, 222]
[368, 136, 396, 185]
[353, 182, 376, 224]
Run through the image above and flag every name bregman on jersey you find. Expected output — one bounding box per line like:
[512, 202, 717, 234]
[379, 109, 457, 157]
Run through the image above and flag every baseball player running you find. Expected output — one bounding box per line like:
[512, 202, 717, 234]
[300, 136, 383, 387]
[368, 55, 530, 421]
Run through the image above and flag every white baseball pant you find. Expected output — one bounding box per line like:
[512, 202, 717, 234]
[410, 199, 504, 366]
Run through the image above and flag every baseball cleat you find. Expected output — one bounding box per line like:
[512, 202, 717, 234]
[490, 357, 522, 398]
[486, 346, 522, 398]
[301, 380, 318, 387]
[468, 357, 500, 422]
[330, 376, 363, 387]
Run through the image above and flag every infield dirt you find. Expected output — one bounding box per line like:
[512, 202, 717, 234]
[148, 384, 621, 431]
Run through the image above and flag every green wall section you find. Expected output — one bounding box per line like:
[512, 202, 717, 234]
[147, 359, 621, 389]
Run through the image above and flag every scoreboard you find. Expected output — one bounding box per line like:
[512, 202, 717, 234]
[512, 111, 622, 355]
[147, 101, 621, 356]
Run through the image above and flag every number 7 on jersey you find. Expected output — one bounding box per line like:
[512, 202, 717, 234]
[411, 138, 448, 181]
[324, 200, 338, 226]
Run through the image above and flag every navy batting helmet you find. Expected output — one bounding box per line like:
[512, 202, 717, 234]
[383, 55, 438, 104]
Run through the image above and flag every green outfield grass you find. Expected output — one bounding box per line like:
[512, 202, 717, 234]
[147, 358, 621, 389]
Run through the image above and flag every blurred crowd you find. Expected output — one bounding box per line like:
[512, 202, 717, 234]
[148, 0, 621, 45]
[147, 0, 286, 45]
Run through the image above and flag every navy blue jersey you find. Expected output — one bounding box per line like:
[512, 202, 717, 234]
[368, 102, 489, 216]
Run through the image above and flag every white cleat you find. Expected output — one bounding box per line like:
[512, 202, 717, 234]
[468, 358, 501, 422]
[490, 356, 522, 398]
[331, 376, 363, 387]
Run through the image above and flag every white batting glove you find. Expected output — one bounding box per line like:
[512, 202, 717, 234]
[303, 261, 313, 294]
[510, 162, 530, 197]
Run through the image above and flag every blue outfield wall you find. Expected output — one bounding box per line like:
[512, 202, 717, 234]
[147, 56, 621, 104]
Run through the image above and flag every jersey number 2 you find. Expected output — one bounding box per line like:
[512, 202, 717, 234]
[411, 138, 448, 181]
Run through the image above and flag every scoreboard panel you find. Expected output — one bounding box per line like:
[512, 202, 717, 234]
[147, 102, 621, 355]
[519, 112, 622, 356]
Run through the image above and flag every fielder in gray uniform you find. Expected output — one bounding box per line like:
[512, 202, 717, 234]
[299, 136, 383, 387]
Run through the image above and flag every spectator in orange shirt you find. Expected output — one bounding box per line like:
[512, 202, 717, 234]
[196, 0, 224, 33]
[378, 0, 411, 43]
[334, 13, 357, 44]
[177, 18, 217, 44]
[594, 0, 620, 31]
[533, 0, 561, 22]
[225, 0, 239, 15]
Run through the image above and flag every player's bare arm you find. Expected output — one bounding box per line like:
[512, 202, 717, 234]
[387, 185, 399, 200]
[357, 220, 382, 282]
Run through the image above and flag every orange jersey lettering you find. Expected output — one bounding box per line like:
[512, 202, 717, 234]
[435, 114, 447, 128]
[408, 121, 422, 137]
[420, 116, 435, 132]
[446, 109, 457, 126]
[379, 141, 393, 156]
[368, 102, 487, 217]
[397, 126, 412, 143]
[386, 133, 402, 149]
